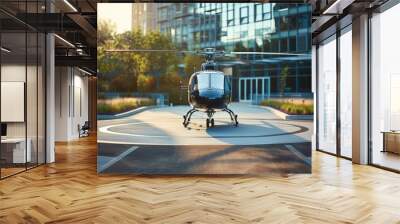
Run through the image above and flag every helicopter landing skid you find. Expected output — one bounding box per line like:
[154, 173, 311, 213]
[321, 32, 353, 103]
[182, 108, 239, 128]
[183, 108, 198, 127]
[223, 108, 239, 127]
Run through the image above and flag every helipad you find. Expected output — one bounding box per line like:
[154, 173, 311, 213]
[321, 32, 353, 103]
[98, 103, 312, 146]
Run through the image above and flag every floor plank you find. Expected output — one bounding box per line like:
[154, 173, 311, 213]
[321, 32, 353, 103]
[1, 135, 400, 223]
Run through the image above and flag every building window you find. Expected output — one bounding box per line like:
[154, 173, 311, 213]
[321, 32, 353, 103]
[298, 13, 309, 29]
[289, 36, 297, 52]
[279, 16, 288, 32]
[289, 15, 298, 30]
[175, 3, 181, 13]
[255, 4, 272, 21]
[255, 4, 263, 22]
[159, 8, 167, 21]
[280, 38, 288, 52]
[263, 4, 272, 20]
[298, 34, 307, 52]
[227, 9, 234, 26]
[240, 6, 249, 24]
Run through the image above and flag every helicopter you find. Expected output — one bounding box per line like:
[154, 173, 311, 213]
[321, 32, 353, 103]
[105, 48, 309, 128]
[183, 48, 237, 128]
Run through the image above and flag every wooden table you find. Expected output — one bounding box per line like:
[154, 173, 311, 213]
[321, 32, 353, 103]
[1, 138, 31, 164]
[382, 131, 400, 154]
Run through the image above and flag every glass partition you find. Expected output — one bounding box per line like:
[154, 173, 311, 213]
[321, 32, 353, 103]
[0, 1, 46, 179]
[1, 31, 28, 177]
[339, 27, 352, 158]
[370, 4, 400, 171]
[317, 35, 337, 154]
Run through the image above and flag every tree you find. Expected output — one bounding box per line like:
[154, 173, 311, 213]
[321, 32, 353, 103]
[183, 55, 203, 77]
[98, 19, 116, 46]
[109, 73, 136, 92]
[137, 74, 156, 92]
[98, 29, 181, 99]
[143, 32, 179, 75]
[159, 72, 184, 105]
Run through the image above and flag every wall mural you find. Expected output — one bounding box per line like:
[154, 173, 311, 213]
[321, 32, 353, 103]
[97, 2, 313, 175]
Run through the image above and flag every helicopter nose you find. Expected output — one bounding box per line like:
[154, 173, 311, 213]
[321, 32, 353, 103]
[199, 89, 224, 99]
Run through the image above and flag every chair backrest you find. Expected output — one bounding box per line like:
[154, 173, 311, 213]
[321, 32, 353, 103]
[82, 121, 90, 129]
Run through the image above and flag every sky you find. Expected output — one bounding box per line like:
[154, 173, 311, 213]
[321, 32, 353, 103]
[98, 3, 132, 34]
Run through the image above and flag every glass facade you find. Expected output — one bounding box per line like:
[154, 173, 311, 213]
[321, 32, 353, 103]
[316, 26, 353, 158]
[156, 3, 312, 101]
[370, 4, 400, 171]
[317, 35, 337, 154]
[339, 27, 352, 158]
[315, 1, 400, 171]
[0, 1, 46, 179]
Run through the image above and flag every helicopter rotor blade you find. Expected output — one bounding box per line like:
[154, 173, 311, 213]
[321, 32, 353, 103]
[105, 49, 196, 54]
[104, 49, 310, 58]
[228, 51, 309, 56]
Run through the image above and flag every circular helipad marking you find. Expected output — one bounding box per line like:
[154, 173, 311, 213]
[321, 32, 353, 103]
[99, 119, 308, 139]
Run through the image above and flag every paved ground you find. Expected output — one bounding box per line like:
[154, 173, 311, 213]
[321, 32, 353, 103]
[98, 103, 312, 145]
[98, 143, 311, 174]
[97, 103, 313, 174]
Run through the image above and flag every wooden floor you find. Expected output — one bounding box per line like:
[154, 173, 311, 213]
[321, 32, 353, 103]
[1, 136, 400, 223]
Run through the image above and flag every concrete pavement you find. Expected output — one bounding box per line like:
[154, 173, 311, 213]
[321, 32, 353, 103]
[98, 103, 312, 146]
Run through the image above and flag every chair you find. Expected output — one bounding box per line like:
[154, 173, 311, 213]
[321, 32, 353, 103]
[79, 121, 90, 138]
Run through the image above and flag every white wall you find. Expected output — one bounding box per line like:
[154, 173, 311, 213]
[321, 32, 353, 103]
[1, 65, 40, 138]
[71, 71, 89, 138]
[55, 67, 69, 141]
[1, 63, 46, 164]
[1, 65, 26, 139]
[55, 67, 89, 141]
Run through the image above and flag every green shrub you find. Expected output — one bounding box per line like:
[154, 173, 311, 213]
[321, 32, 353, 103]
[98, 97, 155, 115]
[260, 99, 313, 115]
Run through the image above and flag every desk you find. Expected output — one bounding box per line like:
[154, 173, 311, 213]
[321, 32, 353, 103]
[1, 138, 31, 163]
[382, 131, 400, 154]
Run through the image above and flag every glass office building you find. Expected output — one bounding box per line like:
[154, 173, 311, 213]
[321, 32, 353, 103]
[154, 3, 311, 102]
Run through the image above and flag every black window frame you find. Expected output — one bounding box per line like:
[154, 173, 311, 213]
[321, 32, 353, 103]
[240, 6, 249, 24]
[263, 4, 272, 20]
[254, 4, 263, 22]
[227, 9, 235, 26]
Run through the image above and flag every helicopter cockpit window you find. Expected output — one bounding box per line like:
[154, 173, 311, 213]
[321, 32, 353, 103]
[210, 73, 224, 90]
[197, 73, 210, 89]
